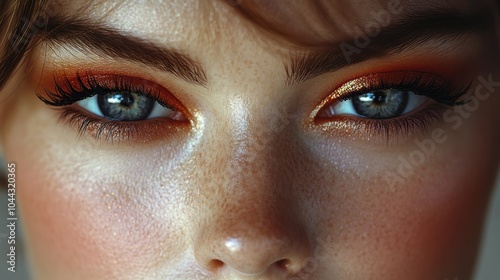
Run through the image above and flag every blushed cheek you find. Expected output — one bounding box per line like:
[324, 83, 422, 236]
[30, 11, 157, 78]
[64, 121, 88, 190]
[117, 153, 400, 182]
[365, 176, 490, 278]
[309, 166, 493, 279]
[13, 160, 170, 279]
[13, 152, 198, 280]
[303, 105, 496, 278]
[2, 104, 186, 279]
[329, 140, 494, 278]
[17, 172, 115, 278]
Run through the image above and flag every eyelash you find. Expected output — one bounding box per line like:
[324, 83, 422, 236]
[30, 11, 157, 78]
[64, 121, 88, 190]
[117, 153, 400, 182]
[38, 73, 172, 107]
[314, 72, 472, 142]
[37, 73, 187, 142]
[334, 73, 471, 105]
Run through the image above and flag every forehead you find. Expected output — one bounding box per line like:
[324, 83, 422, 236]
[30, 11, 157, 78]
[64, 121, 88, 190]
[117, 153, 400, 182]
[46, 0, 491, 43]
[39, 0, 496, 88]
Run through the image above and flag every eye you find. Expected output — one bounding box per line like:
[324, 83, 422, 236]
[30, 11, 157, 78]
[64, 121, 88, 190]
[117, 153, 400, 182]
[311, 72, 472, 142]
[76, 92, 186, 121]
[318, 89, 428, 119]
[36, 73, 191, 142]
[315, 72, 472, 123]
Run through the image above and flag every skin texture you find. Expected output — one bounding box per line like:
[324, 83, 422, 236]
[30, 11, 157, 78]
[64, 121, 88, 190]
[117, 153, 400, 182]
[1, 0, 500, 279]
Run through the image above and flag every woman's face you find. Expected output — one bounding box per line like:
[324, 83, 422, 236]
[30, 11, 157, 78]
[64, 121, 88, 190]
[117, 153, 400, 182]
[1, 0, 500, 279]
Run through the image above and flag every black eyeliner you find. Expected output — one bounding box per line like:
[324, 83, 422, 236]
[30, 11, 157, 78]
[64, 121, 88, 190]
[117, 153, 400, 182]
[36, 73, 173, 109]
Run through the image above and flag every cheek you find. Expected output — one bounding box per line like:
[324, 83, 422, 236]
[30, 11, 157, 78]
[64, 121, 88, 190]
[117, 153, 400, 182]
[304, 101, 498, 279]
[308, 110, 496, 278]
[342, 170, 491, 278]
[10, 149, 154, 278]
[2, 95, 191, 278]
[304, 177, 490, 278]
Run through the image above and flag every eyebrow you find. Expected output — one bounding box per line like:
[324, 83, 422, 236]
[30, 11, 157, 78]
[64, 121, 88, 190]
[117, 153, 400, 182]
[286, 10, 493, 85]
[40, 17, 208, 87]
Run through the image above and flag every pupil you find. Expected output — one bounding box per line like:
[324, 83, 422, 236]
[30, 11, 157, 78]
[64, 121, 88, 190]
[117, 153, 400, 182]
[373, 91, 386, 104]
[120, 94, 134, 107]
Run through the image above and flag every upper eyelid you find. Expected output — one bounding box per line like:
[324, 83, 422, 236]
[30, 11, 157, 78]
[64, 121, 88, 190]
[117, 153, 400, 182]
[311, 71, 471, 121]
[334, 72, 469, 101]
[38, 74, 172, 108]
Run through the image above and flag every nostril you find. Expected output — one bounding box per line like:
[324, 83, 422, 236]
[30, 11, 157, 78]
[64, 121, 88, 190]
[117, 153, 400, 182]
[207, 259, 225, 271]
[275, 259, 291, 270]
[195, 224, 313, 276]
[207, 258, 293, 275]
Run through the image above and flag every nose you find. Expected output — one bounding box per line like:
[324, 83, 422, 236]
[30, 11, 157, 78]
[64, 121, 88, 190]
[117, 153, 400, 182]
[193, 147, 313, 277]
[194, 204, 312, 277]
[193, 103, 313, 277]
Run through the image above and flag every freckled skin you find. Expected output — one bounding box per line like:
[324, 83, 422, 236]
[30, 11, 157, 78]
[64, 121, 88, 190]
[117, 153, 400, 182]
[1, 0, 500, 279]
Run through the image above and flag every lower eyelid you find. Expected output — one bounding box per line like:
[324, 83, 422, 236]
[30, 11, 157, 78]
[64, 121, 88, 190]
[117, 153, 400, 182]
[312, 103, 450, 144]
[53, 107, 190, 143]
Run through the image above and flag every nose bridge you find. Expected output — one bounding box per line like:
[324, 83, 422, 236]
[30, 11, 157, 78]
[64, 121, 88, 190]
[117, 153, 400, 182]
[193, 99, 312, 276]
[219, 99, 300, 239]
[224, 98, 296, 187]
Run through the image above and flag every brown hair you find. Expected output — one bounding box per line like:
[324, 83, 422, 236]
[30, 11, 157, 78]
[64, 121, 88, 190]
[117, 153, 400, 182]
[225, 0, 352, 47]
[0, 0, 46, 184]
[0, 0, 49, 89]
